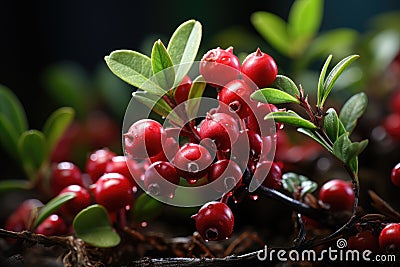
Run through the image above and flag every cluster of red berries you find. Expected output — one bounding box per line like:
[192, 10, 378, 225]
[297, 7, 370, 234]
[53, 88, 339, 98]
[4, 148, 140, 236]
[123, 47, 281, 240]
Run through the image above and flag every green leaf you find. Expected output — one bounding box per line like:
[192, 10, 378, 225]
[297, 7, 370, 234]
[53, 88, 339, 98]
[333, 133, 368, 164]
[105, 50, 165, 96]
[42, 107, 75, 158]
[0, 85, 28, 135]
[186, 75, 207, 119]
[349, 157, 359, 184]
[282, 172, 318, 198]
[339, 92, 368, 134]
[131, 193, 163, 222]
[151, 39, 175, 89]
[297, 128, 333, 152]
[270, 75, 300, 98]
[288, 0, 323, 54]
[167, 20, 202, 85]
[34, 192, 76, 228]
[0, 180, 31, 194]
[265, 111, 317, 129]
[0, 114, 19, 159]
[73, 204, 121, 248]
[251, 12, 291, 57]
[18, 130, 46, 179]
[324, 108, 340, 142]
[317, 55, 332, 107]
[320, 54, 360, 106]
[251, 88, 300, 104]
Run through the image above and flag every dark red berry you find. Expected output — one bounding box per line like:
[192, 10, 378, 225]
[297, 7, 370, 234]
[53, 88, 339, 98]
[86, 148, 116, 183]
[199, 47, 240, 87]
[253, 161, 282, 189]
[319, 179, 354, 212]
[241, 48, 278, 88]
[35, 214, 68, 236]
[348, 231, 379, 252]
[390, 90, 400, 114]
[173, 143, 213, 182]
[5, 199, 43, 232]
[199, 113, 240, 150]
[218, 79, 255, 119]
[174, 75, 192, 104]
[208, 159, 243, 192]
[192, 202, 234, 241]
[143, 161, 180, 197]
[83, 111, 120, 148]
[105, 156, 139, 187]
[247, 102, 278, 136]
[391, 162, 400, 187]
[149, 137, 179, 164]
[124, 119, 167, 159]
[59, 185, 92, 217]
[93, 173, 134, 212]
[50, 162, 83, 196]
[383, 113, 400, 140]
[379, 223, 400, 252]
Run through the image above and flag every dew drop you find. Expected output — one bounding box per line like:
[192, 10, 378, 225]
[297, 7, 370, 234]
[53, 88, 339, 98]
[188, 179, 198, 185]
[188, 162, 199, 172]
[140, 221, 148, 228]
[250, 194, 258, 201]
[205, 228, 218, 241]
[125, 205, 131, 211]
[224, 177, 236, 190]
[229, 101, 241, 113]
[148, 183, 160, 196]
[168, 193, 175, 199]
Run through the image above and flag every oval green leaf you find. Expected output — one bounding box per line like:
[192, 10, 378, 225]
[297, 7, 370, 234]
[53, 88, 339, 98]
[73, 204, 121, 248]
[317, 54, 332, 107]
[324, 108, 340, 142]
[265, 111, 317, 129]
[0, 85, 28, 135]
[270, 75, 300, 98]
[339, 92, 368, 134]
[251, 88, 300, 104]
[151, 39, 175, 90]
[18, 130, 46, 179]
[0, 114, 19, 159]
[131, 193, 163, 223]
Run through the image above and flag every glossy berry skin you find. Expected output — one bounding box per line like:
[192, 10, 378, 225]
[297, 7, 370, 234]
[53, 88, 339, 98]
[348, 231, 379, 252]
[199, 47, 240, 87]
[253, 161, 282, 190]
[35, 214, 68, 236]
[173, 143, 213, 181]
[86, 148, 116, 183]
[379, 223, 400, 252]
[59, 185, 92, 217]
[247, 103, 279, 136]
[319, 179, 354, 212]
[50, 162, 83, 196]
[5, 199, 43, 232]
[143, 161, 180, 197]
[218, 79, 255, 119]
[208, 159, 243, 192]
[93, 173, 134, 212]
[241, 48, 278, 88]
[125, 119, 167, 159]
[149, 137, 179, 164]
[391, 163, 400, 187]
[199, 113, 240, 150]
[383, 113, 400, 140]
[105, 156, 138, 187]
[192, 201, 234, 241]
[174, 75, 192, 104]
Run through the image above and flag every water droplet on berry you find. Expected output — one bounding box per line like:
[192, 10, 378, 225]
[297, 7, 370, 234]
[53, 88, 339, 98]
[224, 177, 236, 190]
[125, 205, 131, 210]
[148, 183, 160, 196]
[168, 193, 175, 199]
[140, 221, 148, 227]
[188, 162, 199, 173]
[250, 194, 258, 201]
[205, 228, 219, 241]
[188, 179, 197, 185]
[229, 101, 241, 113]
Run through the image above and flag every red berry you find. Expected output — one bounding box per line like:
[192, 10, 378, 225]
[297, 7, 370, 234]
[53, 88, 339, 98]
[59, 185, 92, 217]
[247, 103, 278, 136]
[173, 143, 213, 182]
[50, 162, 83, 196]
[84, 111, 120, 148]
[379, 223, 400, 252]
[149, 137, 179, 164]
[241, 48, 278, 88]
[390, 90, 400, 114]
[105, 156, 139, 187]
[86, 148, 116, 183]
[254, 161, 282, 190]
[35, 214, 68, 236]
[93, 173, 134, 212]
[174, 75, 192, 104]
[199, 47, 240, 87]
[143, 161, 180, 197]
[5, 199, 43, 232]
[218, 79, 255, 119]
[319, 179, 354, 212]
[208, 159, 243, 192]
[391, 162, 400, 187]
[192, 201, 234, 241]
[124, 119, 167, 159]
[199, 113, 240, 150]
[383, 113, 400, 140]
[348, 231, 379, 252]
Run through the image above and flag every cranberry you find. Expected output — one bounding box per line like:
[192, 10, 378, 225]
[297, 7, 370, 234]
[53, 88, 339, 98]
[383, 113, 400, 140]
[93, 173, 134, 212]
[199, 47, 240, 87]
[192, 201, 234, 241]
[5, 199, 43, 232]
[199, 113, 240, 150]
[254, 161, 282, 190]
[59, 185, 92, 217]
[105, 156, 139, 187]
[348, 231, 379, 252]
[208, 159, 243, 192]
[319, 179, 354, 212]
[173, 143, 213, 182]
[35, 214, 68, 236]
[390, 90, 400, 114]
[143, 161, 180, 197]
[379, 223, 400, 252]
[50, 162, 83, 196]
[84, 111, 120, 148]
[246, 103, 278, 136]
[218, 79, 255, 119]
[391, 162, 400, 187]
[85, 148, 116, 183]
[241, 48, 278, 88]
[173, 75, 192, 104]
[124, 119, 167, 159]
[149, 137, 179, 164]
